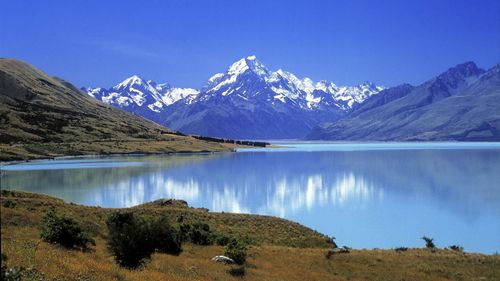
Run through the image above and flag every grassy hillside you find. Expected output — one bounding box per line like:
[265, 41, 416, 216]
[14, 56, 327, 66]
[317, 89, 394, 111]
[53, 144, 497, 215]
[1, 190, 499, 281]
[0, 59, 234, 161]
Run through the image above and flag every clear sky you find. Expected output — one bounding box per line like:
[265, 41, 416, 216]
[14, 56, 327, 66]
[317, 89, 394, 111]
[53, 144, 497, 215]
[1, 0, 499, 88]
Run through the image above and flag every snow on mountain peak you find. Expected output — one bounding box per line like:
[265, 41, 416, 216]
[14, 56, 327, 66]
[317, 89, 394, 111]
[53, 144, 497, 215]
[86, 74, 200, 113]
[200, 56, 385, 109]
[86, 87, 104, 98]
[86, 56, 384, 116]
[315, 80, 338, 93]
[245, 55, 269, 76]
[228, 58, 249, 76]
[162, 87, 199, 105]
[114, 75, 145, 90]
[301, 78, 315, 94]
[332, 82, 385, 108]
[208, 73, 224, 83]
[205, 56, 270, 94]
[227, 55, 268, 77]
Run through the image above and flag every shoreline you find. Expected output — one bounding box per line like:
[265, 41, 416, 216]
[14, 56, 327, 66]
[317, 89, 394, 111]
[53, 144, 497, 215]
[3, 140, 500, 165]
[0, 137, 270, 165]
[0, 149, 236, 166]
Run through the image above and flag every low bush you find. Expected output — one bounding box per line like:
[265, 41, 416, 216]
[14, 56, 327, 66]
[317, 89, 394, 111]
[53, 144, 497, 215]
[186, 221, 213, 245]
[213, 233, 231, 246]
[178, 221, 191, 241]
[106, 212, 155, 268]
[421, 236, 435, 249]
[151, 216, 182, 255]
[325, 250, 333, 259]
[394, 247, 408, 252]
[227, 266, 246, 277]
[2, 199, 16, 208]
[325, 247, 350, 259]
[224, 238, 248, 265]
[40, 209, 95, 250]
[448, 245, 464, 252]
[106, 212, 183, 268]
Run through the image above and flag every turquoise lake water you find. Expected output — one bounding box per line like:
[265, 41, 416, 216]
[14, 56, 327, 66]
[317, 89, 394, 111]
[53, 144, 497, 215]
[2, 142, 500, 253]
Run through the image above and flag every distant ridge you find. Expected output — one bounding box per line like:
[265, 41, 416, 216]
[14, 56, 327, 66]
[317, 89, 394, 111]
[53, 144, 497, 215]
[307, 62, 500, 141]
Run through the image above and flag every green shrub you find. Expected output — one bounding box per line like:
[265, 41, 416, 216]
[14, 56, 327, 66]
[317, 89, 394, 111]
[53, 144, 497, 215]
[325, 250, 333, 259]
[151, 216, 182, 255]
[178, 222, 191, 242]
[106, 212, 183, 268]
[227, 266, 246, 277]
[187, 222, 213, 245]
[421, 236, 435, 249]
[213, 233, 231, 246]
[224, 238, 248, 265]
[106, 211, 155, 268]
[40, 209, 95, 250]
[237, 235, 253, 246]
[395, 247, 408, 252]
[2, 199, 16, 208]
[448, 245, 464, 252]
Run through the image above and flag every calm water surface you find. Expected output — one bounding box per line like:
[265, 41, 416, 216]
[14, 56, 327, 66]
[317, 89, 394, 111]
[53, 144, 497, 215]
[2, 142, 500, 253]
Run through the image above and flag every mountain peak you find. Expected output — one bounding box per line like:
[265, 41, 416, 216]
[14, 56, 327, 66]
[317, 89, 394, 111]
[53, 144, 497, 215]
[430, 61, 485, 90]
[125, 74, 143, 83]
[439, 61, 484, 80]
[227, 55, 269, 77]
[114, 75, 145, 90]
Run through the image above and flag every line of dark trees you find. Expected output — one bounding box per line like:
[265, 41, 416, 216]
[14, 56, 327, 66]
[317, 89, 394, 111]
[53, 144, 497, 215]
[192, 135, 269, 147]
[167, 131, 269, 147]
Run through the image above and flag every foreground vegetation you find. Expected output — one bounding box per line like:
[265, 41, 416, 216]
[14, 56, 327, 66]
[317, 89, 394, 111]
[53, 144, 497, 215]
[1, 190, 499, 280]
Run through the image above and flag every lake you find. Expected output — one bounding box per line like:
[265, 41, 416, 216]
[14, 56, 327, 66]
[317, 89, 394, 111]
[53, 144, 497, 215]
[2, 142, 500, 254]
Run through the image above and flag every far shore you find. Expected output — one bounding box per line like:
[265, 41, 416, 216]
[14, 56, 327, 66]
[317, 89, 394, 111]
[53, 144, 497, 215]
[3, 140, 500, 165]
[0, 149, 234, 166]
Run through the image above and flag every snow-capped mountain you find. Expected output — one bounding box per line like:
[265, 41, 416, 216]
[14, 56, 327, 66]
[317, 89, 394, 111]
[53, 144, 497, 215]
[84, 75, 199, 119]
[199, 55, 383, 110]
[84, 56, 384, 139]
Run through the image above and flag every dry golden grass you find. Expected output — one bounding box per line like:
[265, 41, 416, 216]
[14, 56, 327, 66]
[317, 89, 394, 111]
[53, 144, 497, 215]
[1, 190, 499, 281]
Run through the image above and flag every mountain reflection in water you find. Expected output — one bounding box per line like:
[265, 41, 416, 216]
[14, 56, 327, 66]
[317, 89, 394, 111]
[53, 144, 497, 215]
[2, 144, 499, 253]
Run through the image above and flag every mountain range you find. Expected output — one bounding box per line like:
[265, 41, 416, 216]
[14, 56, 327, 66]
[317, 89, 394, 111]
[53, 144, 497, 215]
[307, 62, 500, 141]
[83, 57, 500, 141]
[84, 56, 384, 139]
[0, 56, 498, 154]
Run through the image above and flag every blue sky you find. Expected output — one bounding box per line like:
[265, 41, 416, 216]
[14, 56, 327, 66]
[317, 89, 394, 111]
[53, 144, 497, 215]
[1, 0, 499, 88]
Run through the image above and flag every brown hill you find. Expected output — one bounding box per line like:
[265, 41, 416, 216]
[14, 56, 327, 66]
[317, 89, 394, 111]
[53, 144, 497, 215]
[0, 59, 232, 161]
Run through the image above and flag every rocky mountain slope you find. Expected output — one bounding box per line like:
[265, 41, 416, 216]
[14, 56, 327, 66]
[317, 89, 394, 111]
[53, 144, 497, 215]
[307, 62, 500, 141]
